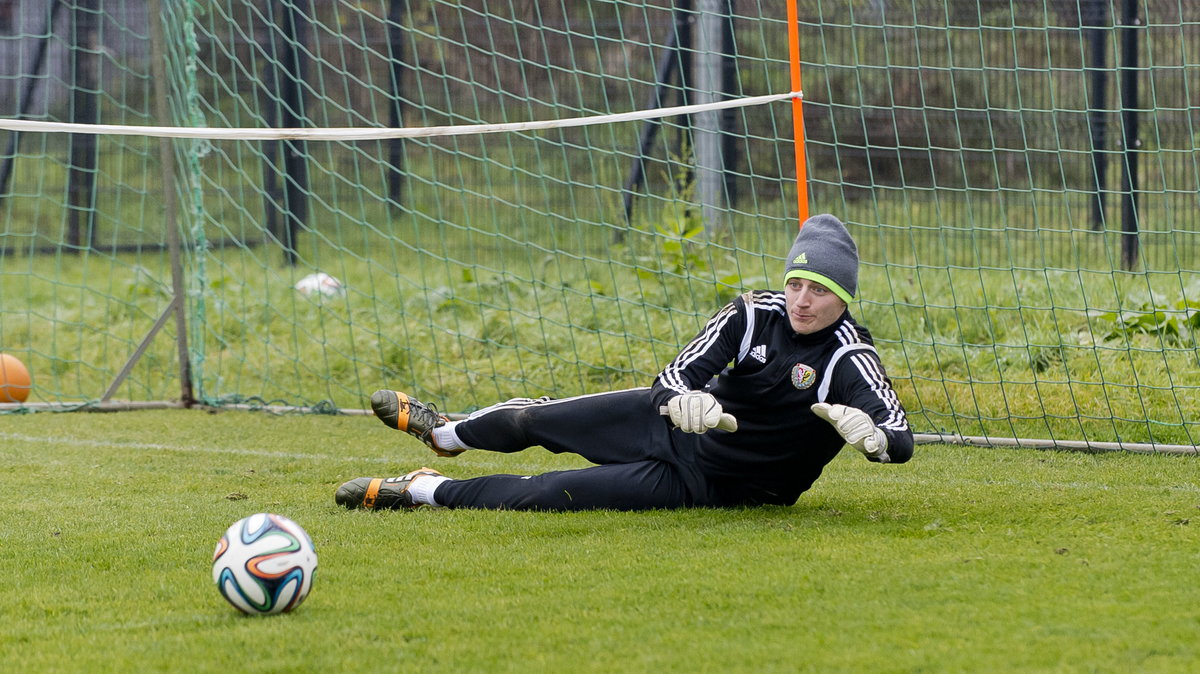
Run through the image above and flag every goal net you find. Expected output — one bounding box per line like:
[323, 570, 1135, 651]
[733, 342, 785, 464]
[1, 0, 1198, 451]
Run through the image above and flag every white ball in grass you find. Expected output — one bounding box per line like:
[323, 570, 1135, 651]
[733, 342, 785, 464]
[212, 513, 317, 615]
[294, 272, 345, 298]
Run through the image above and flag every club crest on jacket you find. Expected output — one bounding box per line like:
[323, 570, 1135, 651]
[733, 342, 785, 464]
[791, 363, 816, 390]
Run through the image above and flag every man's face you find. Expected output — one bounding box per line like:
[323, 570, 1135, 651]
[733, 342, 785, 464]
[784, 277, 847, 334]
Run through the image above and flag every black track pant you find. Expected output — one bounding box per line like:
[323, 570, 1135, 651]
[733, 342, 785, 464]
[432, 388, 710, 511]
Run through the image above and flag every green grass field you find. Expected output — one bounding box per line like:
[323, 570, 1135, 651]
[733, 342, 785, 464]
[2, 408, 1197, 672]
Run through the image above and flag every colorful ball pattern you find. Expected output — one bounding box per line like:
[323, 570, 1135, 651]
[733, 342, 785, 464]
[212, 513, 317, 615]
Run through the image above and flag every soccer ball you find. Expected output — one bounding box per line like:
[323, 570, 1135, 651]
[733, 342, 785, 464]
[212, 513, 317, 615]
[294, 272, 345, 297]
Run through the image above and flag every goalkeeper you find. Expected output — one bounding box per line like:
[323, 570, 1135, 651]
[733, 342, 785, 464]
[336, 214, 913, 511]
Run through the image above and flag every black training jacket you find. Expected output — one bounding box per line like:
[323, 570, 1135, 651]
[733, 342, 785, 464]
[650, 290, 913, 505]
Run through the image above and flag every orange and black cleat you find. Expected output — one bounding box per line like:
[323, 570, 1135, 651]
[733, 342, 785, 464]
[335, 467, 444, 510]
[370, 390, 463, 457]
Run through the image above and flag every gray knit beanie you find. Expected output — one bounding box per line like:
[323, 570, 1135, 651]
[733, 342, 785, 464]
[782, 213, 859, 303]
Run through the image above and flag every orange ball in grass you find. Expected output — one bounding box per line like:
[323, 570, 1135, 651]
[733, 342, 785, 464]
[0, 353, 32, 403]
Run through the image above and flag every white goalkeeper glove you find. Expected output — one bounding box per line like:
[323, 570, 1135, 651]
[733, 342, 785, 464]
[811, 402, 890, 462]
[662, 391, 738, 434]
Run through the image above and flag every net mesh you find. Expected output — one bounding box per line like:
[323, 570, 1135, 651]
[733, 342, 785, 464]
[2, 0, 1199, 449]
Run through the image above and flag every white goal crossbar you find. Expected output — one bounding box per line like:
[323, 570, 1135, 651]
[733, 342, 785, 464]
[0, 92, 800, 141]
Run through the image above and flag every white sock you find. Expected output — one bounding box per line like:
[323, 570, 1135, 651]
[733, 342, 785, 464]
[432, 421, 473, 452]
[408, 475, 451, 507]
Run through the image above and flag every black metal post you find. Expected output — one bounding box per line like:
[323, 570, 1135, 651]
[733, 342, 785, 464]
[671, 0, 696, 216]
[258, 2, 282, 250]
[1119, 0, 1140, 270]
[277, 0, 310, 266]
[0, 0, 64, 207]
[620, 2, 737, 230]
[676, 0, 694, 151]
[67, 0, 99, 253]
[1083, 0, 1109, 232]
[386, 0, 407, 208]
[259, 78, 282, 248]
[621, 24, 681, 224]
